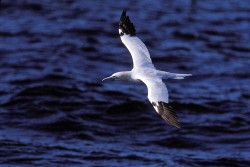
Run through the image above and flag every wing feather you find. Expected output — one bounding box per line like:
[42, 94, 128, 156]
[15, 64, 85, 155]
[119, 10, 155, 69]
[142, 78, 180, 128]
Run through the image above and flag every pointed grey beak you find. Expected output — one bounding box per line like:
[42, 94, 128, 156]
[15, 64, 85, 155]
[102, 76, 113, 82]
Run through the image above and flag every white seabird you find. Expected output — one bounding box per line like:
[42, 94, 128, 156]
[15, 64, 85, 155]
[102, 10, 192, 128]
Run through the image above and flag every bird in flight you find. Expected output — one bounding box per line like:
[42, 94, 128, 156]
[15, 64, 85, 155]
[102, 10, 192, 128]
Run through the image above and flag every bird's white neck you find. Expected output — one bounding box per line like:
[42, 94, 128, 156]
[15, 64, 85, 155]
[118, 71, 132, 81]
[117, 71, 139, 82]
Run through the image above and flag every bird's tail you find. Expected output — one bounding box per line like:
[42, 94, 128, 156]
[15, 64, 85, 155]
[173, 73, 192, 79]
[159, 71, 192, 79]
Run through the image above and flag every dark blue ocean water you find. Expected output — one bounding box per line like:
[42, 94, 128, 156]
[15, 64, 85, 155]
[0, 0, 250, 166]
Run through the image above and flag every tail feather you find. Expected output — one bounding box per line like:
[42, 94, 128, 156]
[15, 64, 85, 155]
[159, 71, 192, 80]
[174, 73, 192, 79]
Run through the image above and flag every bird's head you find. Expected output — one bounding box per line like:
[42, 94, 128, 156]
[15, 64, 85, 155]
[102, 71, 131, 82]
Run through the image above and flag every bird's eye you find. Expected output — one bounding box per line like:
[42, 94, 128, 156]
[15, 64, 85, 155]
[112, 76, 118, 79]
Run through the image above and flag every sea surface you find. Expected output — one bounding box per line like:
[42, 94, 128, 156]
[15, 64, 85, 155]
[0, 0, 250, 166]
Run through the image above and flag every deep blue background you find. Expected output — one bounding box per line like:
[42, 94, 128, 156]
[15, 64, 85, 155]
[0, 0, 250, 166]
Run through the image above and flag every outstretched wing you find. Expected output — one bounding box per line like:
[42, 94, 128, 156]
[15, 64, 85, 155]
[119, 10, 155, 69]
[141, 78, 181, 128]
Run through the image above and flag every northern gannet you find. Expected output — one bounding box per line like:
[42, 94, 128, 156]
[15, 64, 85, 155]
[103, 11, 192, 128]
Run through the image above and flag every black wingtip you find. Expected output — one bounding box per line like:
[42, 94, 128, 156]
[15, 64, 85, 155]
[156, 102, 181, 129]
[119, 10, 136, 36]
[120, 10, 126, 21]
